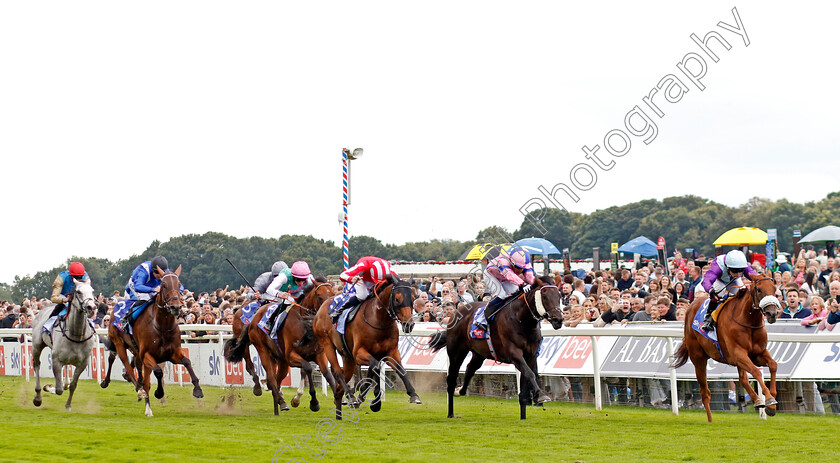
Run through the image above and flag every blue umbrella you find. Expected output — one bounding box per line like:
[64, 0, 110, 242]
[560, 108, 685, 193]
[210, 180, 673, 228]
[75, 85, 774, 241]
[617, 236, 658, 257]
[514, 237, 561, 255]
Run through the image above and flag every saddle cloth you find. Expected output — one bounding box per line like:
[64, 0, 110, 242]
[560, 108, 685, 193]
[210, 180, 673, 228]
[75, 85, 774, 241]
[691, 298, 727, 362]
[112, 299, 150, 335]
[470, 304, 490, 339]
[257, 303, 289, 343]
[239, 301, 261, 325]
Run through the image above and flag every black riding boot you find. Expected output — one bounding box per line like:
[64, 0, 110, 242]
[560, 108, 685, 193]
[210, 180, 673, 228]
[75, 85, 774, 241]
[50, 303, 66, 318]
[702, 298, 719, 331]
[332, 296, 359, 324]
[265, 302, 288, 334]
[125, 300, 144, 327]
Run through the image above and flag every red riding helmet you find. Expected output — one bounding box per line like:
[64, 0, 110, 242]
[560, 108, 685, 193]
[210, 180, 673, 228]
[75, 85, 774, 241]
[69, 262, 86, 277]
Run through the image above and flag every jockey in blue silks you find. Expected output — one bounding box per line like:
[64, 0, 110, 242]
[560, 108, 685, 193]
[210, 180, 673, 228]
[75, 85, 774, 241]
[124, 255, 180, 326]
[49, 261, 90, 318]
[700, 250, 757, 331]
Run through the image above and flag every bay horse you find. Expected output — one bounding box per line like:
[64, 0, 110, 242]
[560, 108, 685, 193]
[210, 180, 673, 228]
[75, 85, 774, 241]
[313, 274, 421, 420]
[31, 278, 98, 411]
[105, 265, 203, 416]
[225, 278, 337, 415]
[429, 275, 564, 420]
[673, 272, 781, 422]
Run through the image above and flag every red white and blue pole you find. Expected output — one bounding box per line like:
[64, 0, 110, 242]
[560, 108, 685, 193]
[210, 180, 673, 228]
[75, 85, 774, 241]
[342, 148, 350, 271]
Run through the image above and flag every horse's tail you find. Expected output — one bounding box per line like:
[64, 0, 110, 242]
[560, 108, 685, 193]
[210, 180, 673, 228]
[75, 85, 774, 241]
[293, 316, 316, 348]
[428, 330, 447, 353]
[672, 341, 689, 369]
[224, 327, 250, 363]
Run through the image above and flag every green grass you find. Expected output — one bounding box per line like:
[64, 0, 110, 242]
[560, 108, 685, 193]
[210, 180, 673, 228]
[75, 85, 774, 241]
[0, 376, 836, 463]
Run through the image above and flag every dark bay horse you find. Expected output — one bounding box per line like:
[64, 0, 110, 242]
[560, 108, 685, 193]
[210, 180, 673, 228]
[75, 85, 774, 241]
[105, 266, 203, 416]
[313, 274, 421, 420]
[225, 278, 337, 415]
[429, 275, 564, 420]
[673, 272, 781, 422]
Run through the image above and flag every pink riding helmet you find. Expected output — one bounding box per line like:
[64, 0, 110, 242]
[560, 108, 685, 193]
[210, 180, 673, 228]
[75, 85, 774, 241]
[508, 249, 531, 269]
[291, 261, 311, 279]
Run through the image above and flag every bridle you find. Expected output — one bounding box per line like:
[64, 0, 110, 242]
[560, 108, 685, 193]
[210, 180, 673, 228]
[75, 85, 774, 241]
[364, 280, 412, 330]
[523, 284, 560, 321]
[57, 286, 96, 344]
[156, 273, 183, 314]
[728, 276, 781, 329]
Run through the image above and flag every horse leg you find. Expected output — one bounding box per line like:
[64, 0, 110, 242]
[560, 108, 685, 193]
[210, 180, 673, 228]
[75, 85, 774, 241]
[171, 348, 203, 399]
[100, 349, 116, 389]
[755, 349, 779, 416]
[456, 354, 485, 396]
[65, 358, 88, 412]
[142, 352, 155, 417]
[288, 352, 306, 408]
[51, 357, 65, 396]
[275, 363, 291, 411]
[341, 356, 359, 409]
[115, 343, 141, 394]
[244, 349, 262, 396]
[315, 352, 338, 395]
[509, 352, 550, 405]
[365, 357, 383, 413]
[299, 361, 320, 412]
[33, 342, 44, 407]
[730, 351, 773, 420]
[689, 351, 713, 422]
[153, 365, 165, 400]
[446, 348, 470, 418]
[383, 348, 422, 405]
[519, 364, 531, 420]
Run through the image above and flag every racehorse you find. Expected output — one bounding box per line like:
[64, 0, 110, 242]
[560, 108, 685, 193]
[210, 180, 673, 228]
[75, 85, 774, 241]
[313, 274, 421, 420]
[673, 272, 781, 422]
[31, 279, 98, 411]
[429, 275, 564, 420]
[225, 277, 337, 415]
[104, 265, 203, 416]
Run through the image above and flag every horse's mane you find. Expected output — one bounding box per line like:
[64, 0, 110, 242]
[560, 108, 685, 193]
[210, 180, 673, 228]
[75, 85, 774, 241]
[538, 275, 554, 285]
[296, 275, 328, 303]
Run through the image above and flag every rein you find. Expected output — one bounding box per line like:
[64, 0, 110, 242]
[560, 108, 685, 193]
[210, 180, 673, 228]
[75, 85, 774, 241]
[728, 277, 777, 330]
[58, 293, 96, 344]
[363, 281, 409, 330]
[523, 284, 556, 321]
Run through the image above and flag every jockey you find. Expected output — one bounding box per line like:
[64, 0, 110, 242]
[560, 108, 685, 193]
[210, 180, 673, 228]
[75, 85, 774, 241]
[701, 250, 757, 331]
[49, 262, 90, 318]
[124, 256, 178, 326]
[480, 249, 537, 326]
[248, 261, 289, 301]
[263, 261, 315, 334]
[331, 256, 398, 323]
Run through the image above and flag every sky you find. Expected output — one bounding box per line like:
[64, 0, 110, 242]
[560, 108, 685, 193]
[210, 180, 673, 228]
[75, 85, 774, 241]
[1, 1, 838, 284]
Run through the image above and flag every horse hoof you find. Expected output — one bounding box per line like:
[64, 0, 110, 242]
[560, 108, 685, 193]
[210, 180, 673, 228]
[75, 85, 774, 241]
[370, 401, 382, 413]
[310, 401, 320, 412]
[409, 395, 422, 404]
[253, 385, 263, 397]
[766, 406, 777, 417]
[66, 406, 72, 412]
[155, 389, 164, 400]
[138, 391, 148, 400]
[454, 386, 464, 396]
[33, 397, 42, 407]
[100, 381, 109, 389]
[280, 402, 290, 412]
[536, 394, 552, 404]
[193, 389, 204, 399]
[290, 396, 301, 408]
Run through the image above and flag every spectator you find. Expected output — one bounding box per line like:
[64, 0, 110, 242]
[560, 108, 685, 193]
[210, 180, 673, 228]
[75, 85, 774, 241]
[774, 254, 793, 273]
[582, 298, 599, 322]
[596, 298, 632, 326]
[657, 296, 677, 321]
[675, 307, 687, 322]
[564, 305, 586, 327]
[780, 290, 811, 319]
[801, 298, 827, 327]
[660, 276, 677, 302]
[673, 281, 688, 300]
[456, 280, 474, 303]
[825, 281, 840, 326]
[616, 269, 633, 291]
[801, 271, 818, 297]
[686, 266, 703, 302]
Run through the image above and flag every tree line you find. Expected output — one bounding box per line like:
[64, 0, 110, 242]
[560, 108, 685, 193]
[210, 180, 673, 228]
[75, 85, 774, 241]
[2, 191, 837, 302]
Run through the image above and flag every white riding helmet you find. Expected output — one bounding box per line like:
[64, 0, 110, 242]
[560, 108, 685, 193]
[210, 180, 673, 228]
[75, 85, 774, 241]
[724, 250, 749, 272]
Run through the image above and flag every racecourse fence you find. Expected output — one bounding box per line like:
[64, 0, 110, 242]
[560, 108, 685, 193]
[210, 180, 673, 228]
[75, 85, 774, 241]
[3, 321, 840, 415]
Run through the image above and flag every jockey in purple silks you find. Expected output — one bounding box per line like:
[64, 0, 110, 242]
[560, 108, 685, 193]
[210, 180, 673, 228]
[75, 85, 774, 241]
[701, 250, 757, 331]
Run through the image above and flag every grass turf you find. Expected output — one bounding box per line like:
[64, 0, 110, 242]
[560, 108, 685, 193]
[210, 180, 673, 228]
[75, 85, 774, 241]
[0, 376, 836, 463]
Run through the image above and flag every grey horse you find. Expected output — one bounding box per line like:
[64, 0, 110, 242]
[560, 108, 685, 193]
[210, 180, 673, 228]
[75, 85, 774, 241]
[31, 279, 97, 411]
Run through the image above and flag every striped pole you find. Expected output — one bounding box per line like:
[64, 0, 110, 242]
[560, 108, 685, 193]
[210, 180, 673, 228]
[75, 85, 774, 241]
[342, 149, 350, 271]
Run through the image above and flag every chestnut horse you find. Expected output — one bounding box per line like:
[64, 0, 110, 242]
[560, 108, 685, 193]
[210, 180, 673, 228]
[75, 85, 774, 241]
[105, 266, 203, 416]
[429, 275, 564, 420]
[673, 272, 781, 422]
[225, 278, 337, 415]
[313, 274, 420, 420]
[229, 302, 263, 396]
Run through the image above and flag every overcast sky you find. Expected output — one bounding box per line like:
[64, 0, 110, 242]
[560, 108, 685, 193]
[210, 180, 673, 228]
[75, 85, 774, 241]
[1, 1, 838, 284]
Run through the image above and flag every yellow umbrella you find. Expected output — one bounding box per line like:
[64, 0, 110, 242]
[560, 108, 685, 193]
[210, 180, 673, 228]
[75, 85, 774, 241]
[713, 227, 768, 246]
[460, 243, 512, 260]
